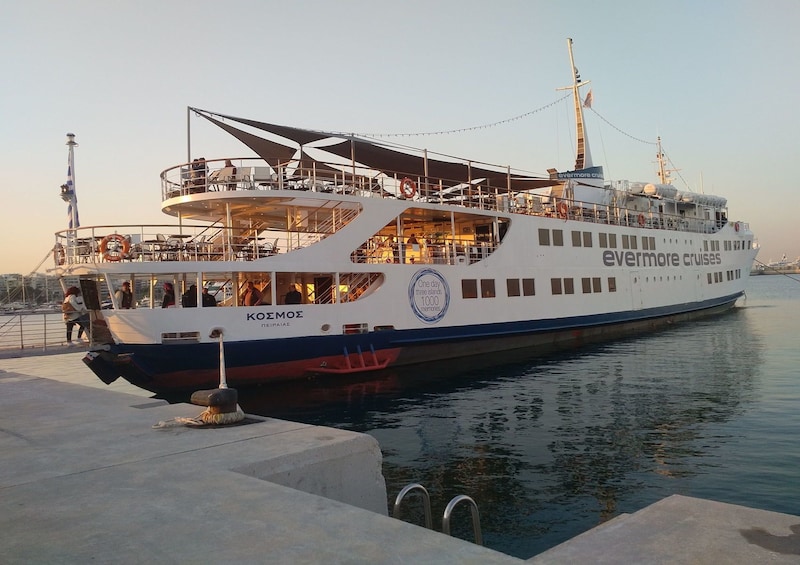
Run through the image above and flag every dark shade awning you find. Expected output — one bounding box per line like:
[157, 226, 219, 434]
[193, 108, 556, 191]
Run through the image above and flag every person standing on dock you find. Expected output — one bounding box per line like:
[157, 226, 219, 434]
[62, 286, 90, 345]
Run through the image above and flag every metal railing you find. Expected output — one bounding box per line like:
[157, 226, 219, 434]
[0, 312, 70, 353]
[53, 224, 294, 267]
[158, 157, 744, 239]
[393, 483, 483, 546]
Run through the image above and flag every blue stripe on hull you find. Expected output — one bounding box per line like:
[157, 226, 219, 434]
[86, 292, 742, 393]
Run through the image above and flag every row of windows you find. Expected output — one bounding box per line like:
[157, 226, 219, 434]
[462, 269, 740, 299]
[708, 269, 743, 284]
[539, 228, 658, 251]
[461, 277, 618, 299]
[723, 240, 749, 251]
[539, 228, 753, 254]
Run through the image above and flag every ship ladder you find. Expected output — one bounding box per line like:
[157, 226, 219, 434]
[393, 483, 483, 546]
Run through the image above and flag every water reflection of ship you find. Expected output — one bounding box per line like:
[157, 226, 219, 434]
[235, 307, 763, 557]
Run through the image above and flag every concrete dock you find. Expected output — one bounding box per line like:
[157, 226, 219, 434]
[2, 351, 799, 563]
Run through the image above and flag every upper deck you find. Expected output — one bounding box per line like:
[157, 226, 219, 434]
[52, 156, 750, 269]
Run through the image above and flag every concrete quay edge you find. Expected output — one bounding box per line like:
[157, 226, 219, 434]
[0, 355, 523, 564]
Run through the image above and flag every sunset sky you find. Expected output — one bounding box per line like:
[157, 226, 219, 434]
[2, 0, 798, 274]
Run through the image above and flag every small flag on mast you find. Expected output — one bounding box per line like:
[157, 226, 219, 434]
[66, 163, 79, 229]
[582, 89, 593, 109]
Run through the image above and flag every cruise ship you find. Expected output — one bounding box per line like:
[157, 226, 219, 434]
[52, 39, 759, 394]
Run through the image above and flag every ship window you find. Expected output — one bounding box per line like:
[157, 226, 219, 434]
[538, 229, 551, 246]
[564, 278, 574, 294]
[608, 233, 617, 248]
[608, 277, 617, 292]
[551, 278, 562, 295]
[481, 279, 496, 298]
[552, 230, 564, 246]
[649, 236, 656, 249]
[583, 232, 592, 247]
[522, 278, 535, 296]
[629, 236, 638, 250]
[707, 273, 713, 284]
[599, 233, 608, 248]
[462, 279, 478, 299]
[507, 278, 520, 296]
[571, 230, 582, 247]
[704, 240, 709, 251]
[622, 235, 630, 249]
[581, 277, 602, 293]
[642, 237, 650, 250]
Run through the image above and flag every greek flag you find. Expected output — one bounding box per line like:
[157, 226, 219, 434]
[66, 160, 79, 229]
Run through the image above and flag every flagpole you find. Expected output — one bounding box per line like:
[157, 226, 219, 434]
[59, 133, 79, 256]
[66, 133, 78, 231]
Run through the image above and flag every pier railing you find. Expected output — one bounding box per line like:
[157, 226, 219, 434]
[0, 312, 69, 354]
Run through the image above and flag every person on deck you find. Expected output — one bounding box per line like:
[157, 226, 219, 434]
[284, 284, 302, 304]
[181, 284, 198, 307]
[202, 287, 217, 307]
[224, 159, 237, 191]
[162, 282, 175, 308]
[241, 281, 263, 306]
[115, 281, 133, 309]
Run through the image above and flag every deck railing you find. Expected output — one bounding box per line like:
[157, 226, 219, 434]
[159, 157, 741, 236]
[53, 224, 290, 267]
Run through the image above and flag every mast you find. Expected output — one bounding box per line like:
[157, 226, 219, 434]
[59, 133, 79, 233]
[558, 38, 593, 170]
[656, 136, 670, 184]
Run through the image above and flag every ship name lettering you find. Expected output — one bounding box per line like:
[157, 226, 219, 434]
[246, 310, 303, 321]
[603, 250, 722, 268]
[602, 251, 680, 268]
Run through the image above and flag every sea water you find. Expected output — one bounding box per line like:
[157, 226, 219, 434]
[240, 274, 800, 559]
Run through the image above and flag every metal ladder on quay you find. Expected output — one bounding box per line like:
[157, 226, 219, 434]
[392, 483, 483, 546]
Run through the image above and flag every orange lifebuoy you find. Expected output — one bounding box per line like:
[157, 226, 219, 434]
[734, 222, 740, 232]
[557, 201, 569, 218]
[100, 233, 130, 262]
[399, 178, 417, 199]
[638, 214, 646, 227]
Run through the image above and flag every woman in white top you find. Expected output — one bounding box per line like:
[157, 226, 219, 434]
[62, 286, 90, 344]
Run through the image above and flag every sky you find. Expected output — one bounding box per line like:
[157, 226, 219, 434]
[2, 0, 799, 274]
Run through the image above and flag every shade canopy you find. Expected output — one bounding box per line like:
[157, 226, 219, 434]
[192, 108, 556, 192]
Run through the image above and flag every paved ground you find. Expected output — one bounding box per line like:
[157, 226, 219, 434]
[0, 353, 523, 564]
